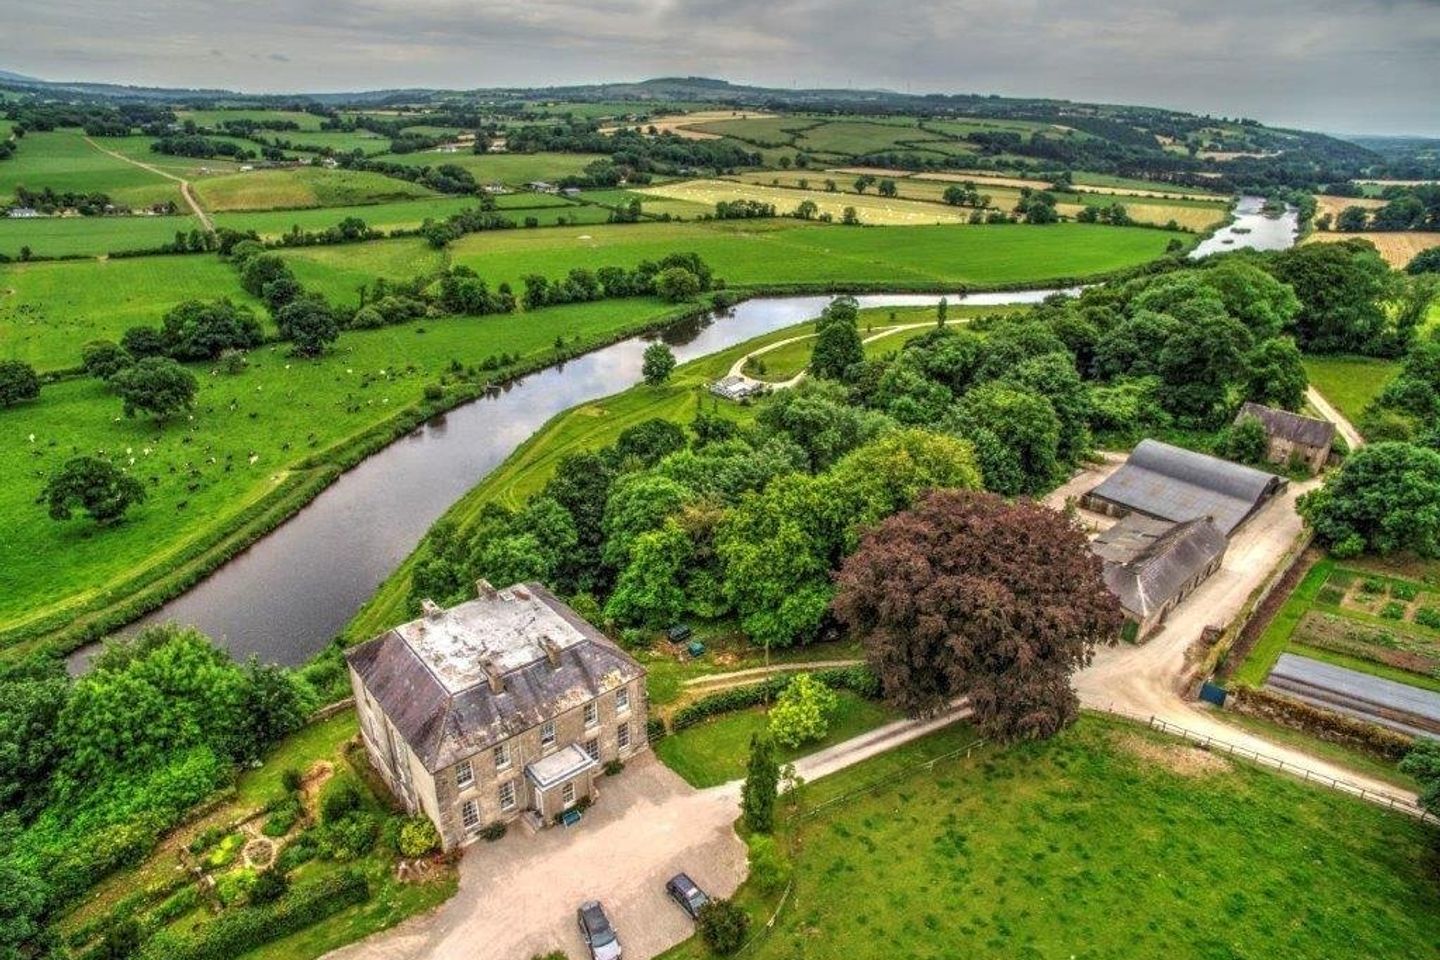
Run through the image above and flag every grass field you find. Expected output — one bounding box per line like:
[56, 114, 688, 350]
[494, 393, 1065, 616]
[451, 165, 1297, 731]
[663, 715, 1440, 960]
[0, 212, 202, 258]
[0, 129, 182, 208]
[87, 135, 248, 179]
[1302, 355, 1401, 425]
[279, 239, 451, 306]
[0, 297, 694, 645]
[211, 193, 588, 240]
[368, 151, 610, 186]
[280, 130, 393, 156]
[191, 167, 438, 211]
[654, 690, 894, 787]
[637, 179, 973, 225]
[1305, 230, 1440, 269]
[0, 254, 263, 371]
[176, 108, 326, 131]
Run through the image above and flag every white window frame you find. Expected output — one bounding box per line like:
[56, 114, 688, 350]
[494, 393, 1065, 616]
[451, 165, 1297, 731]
[617, 721, 631, 750]
[584, 701, 599, 728]
[494, 742, 510, 770]
[499, 780, 516, 812]
[541, 720, 557, 748]
[562, 782, 576, 808]
[584, 737, 600, 761]
[461, 799, 481, 833]
[455, 759, 474, 790]
[615, 686, 630, 713]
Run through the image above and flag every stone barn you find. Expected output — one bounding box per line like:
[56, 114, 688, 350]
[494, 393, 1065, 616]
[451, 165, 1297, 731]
[1233, 402, 1336, 473]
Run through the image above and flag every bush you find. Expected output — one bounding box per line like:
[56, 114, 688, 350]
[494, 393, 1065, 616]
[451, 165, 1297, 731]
[217, 348, 248, 374]
[281, 767, 304, 793]
[273, 835, 317, 873]
[423, 383, 445, 401]
[1415, 606, 1440, 629]
[188, 825, 229, 855]
[316, 811, 379, 861]
[479, 821, 507, 842]
[697, 899, 750, 955]
[602, 758, 625, 776]
[767, 672, 839, 748]
[1391, 581, 1420, 601]
[397, 816, 441, 857]
[202, 833, 245, 870]
[1380, 601, 1406, 620]
[319, 777, 362, 823]
[214, 868, 257, 907]
[646, 717, 667, 742]
[82, 339, 133, 380]
[249, 867, 289, 905]
[262, 798, 301, 837]
[745, 834, 791, 895]
[0, 358, 41, 406]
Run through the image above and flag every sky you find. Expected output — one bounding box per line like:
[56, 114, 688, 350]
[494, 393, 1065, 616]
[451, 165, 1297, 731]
[3, 0, 1439, 136]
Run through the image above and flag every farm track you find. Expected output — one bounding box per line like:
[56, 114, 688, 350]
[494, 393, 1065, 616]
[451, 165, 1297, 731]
[1306, 385, 1364, 449]
[84, 136, 215, 232]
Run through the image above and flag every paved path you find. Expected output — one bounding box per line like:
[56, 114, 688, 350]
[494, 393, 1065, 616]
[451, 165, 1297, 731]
[724, 320, 939, 394]
[84, 136, 215, 232]
[1306, 386, 1364, 449]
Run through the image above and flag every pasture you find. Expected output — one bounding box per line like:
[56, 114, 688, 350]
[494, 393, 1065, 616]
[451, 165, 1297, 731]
[88, 135, 248, 180]
[175, 108, 326, 131]
[1305, 230, 1440, 269]
[0, 254, 262, 371]
[662, 716, 1440, 960]
[368, 150, 610, 185]
[279, 130, 393, 156]
[1302, 355, 1401, 425]
[211, 193, 591, 240]
[0, 129, 182, 208]
[190, 167, 437, 211]
[0, 212, 202, 259]
[0, 297, 692, 647]
[636, 178, 973, 225]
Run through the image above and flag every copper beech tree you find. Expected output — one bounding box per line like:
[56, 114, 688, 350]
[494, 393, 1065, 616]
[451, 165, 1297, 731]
[833, 488, 1122, 742]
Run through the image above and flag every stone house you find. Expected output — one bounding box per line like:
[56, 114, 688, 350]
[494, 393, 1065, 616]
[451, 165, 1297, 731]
[1233, 402, 1336, 473]
[1089, 514, 1228, 642]
[345, 581, 647, 849]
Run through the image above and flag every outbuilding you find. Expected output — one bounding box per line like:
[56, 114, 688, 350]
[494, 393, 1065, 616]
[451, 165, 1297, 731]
[1233, 402, 1336, 473]
[1090, 514, 1228, 641]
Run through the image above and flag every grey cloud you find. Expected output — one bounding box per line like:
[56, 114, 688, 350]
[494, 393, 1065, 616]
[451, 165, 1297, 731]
[0, 0, 1435, 134]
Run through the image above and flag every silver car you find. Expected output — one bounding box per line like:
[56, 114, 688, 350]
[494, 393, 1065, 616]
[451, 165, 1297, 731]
[577, 900, 622, 960]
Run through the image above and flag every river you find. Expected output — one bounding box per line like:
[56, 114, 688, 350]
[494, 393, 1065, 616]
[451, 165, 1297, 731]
[69, 195, 1296, 671]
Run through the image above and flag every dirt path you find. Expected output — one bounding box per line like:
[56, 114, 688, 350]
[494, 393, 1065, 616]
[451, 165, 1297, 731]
[1306, 385, 1364, 449]
[726, 320, 938, 393]
[84, 136, 215, 232]
[681, 659, 864, 690]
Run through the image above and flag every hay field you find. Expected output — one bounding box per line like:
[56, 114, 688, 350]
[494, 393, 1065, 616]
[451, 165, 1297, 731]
[635, 179, 970, 225]
[1305, 231, 1440, 268]
[191, 167, 436, 211]
[600, 110, 776, 140]
[1315, 194, 1387, 220]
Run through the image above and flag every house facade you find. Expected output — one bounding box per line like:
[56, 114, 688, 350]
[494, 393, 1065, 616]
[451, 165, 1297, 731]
[345, 581, 647, 849]
[1234, 402, 1336, 473]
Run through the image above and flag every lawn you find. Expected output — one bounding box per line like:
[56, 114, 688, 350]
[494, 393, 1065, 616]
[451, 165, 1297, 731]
[1303, 354, 1403, 429]
[0, 296, 694, 652]
[0, 212, 203, 258]
[664, 715, 1440, 960]
[654, 690, 894, 787]
[0, 253, 263, 371]
[191, 168, 437, 212]
[0, 129, 183, 208]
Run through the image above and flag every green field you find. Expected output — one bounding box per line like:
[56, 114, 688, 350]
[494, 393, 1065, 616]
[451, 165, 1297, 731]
[1303, 355, 1401, 425]
[0, 129, 182, 208]
[654, 690, 894, 787]
[87, 135, 248, 179]
[0, 212, 202, 258]
[664, 715, 1440, 960]
[191, 167, 437, 211]
[176, 108, 326, 131]
[0, 297, 695, 649]
[210, 193, 586, 240]
[0, 254, 262, 371]
[279, 130, 393, 155]
[369, 151, 611, 185]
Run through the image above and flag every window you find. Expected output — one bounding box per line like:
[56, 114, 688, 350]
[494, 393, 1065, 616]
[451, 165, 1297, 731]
[494, 743, 510, 770]
[615, 686, 630, 713]
[499, 780, 516, 812]
[562, 782, 576, 807]
[617, 722, 631, 750]
[461, 799, 480, 832]
[584, 738, 600, 761]
[584, 701, 598, 728]
[541, 721, 557, 748]
[454, 759, 474, 790]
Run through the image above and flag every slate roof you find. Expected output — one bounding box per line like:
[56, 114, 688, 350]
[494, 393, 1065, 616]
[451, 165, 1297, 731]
[1086, 439, 1284, 536]
[346, 583, 644, 772]
[1091, 514, 1228, 621]
[1236, 402, 1336, 449]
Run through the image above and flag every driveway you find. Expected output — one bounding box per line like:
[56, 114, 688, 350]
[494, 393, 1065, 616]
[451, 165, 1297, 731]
[328, 754, 746, 960]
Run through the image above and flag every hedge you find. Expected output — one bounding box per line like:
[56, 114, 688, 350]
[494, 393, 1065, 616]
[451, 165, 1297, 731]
[1227, 685, 1415, 761]
[140, 868, 369, 960]
[670, 665, 880, 732]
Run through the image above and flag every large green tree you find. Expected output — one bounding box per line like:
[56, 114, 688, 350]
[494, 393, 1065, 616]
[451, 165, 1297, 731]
[43, 456, 146, 524]
[741, 733, 779, 833]
[1266, 240, 1397, 355]
[0, 359, 40, 406]
[810, 296, 864, 381]
[1298, 442, 1440, 557]
[110, 357, 197, 422]
[160, 299, 264, 361]
[833, 489, 1122, 741]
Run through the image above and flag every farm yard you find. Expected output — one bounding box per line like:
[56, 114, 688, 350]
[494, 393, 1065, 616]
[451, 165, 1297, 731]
[660, 717, 1440, 960]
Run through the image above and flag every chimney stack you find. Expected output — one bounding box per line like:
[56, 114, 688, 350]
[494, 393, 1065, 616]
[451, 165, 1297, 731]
[476, 578, 497, 600]
[481, 657, 504, 694]
[421, 598, 443, 620]
[540, 635, 561, 669]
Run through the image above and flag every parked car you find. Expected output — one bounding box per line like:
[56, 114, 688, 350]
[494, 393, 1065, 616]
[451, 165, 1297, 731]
[577, 900, 622, 960]
[665, 872, 711, 920]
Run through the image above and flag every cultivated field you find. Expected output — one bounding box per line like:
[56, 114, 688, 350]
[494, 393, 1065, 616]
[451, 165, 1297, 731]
[1305, 230, 1440, 268]
[0, 254, 262, 370]
[637, 179, 973, 225]
[210, 192, 585, 239]
[1315, 194, 1387, 220]
[190, 167, 437, 211]
[0, 129, 183, 208]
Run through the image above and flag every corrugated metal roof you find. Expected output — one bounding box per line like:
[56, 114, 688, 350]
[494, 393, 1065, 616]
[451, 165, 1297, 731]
[1236, 402, 1336, 449]
[1092, 515, 1227, 620]
[346, 583, 644, 772]
[1087, 439, 1283, 536]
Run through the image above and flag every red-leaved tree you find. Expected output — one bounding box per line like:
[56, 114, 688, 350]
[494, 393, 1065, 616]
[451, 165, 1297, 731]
[833, 488, 1122, 741]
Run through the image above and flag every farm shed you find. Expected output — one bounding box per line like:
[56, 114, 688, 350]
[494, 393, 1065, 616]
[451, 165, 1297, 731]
[1234, 402, 1336, 472]
[1081, 439, 1284, 536]
[1090, 514, 1228, 641]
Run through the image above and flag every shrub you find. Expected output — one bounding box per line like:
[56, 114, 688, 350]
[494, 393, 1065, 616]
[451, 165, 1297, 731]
[217, 348, 248, 374]
[646, 717, 667, 742]
[0, 358, 41, 406]
[479, 821, 507, 842]
[202, 833, 245, 870]
[397, 816, 441, 857]
[697, 899, 750, 955]
[746, 834, 791, 895]
[262, 799, 301, 837]
[1380, 601, 1406, 620]
[671, 666, 879, 731]
[249, 867, 289, 905]
[215, 868, 257, 907]
[316, 811, 379, 861]
[188, 825, 229, 855]
[273, 835, 317, 873]
[602, 758, 625, 776]
[423, 383, 445, 401]
[1391, 581, 1420, 601]
[1415, 606, 1440, 629]
[1360, 577, 1385, 595]
[82, 339, 133, 380]
[280, 767, 304, 793]
[767, 672, 839, 748]
[319, 777, 363, 823]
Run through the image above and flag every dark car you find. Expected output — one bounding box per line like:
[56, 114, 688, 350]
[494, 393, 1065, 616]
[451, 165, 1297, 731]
[577, 900, 622, 960]
[665, 873, 711, 920]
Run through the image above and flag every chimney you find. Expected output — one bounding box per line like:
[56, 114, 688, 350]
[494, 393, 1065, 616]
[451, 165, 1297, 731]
[420, 598, 443, 620]
[476, 578, 497, 600]
[481, 658, 504, 695]
[540, 635, 561, 669]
